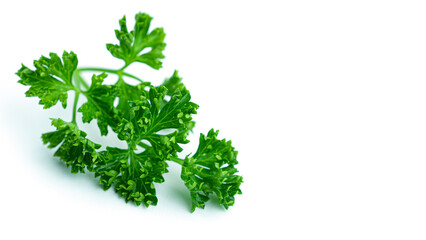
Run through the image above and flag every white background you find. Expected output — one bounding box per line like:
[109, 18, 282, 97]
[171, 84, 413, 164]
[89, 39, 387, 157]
[1, 0, 426, 239]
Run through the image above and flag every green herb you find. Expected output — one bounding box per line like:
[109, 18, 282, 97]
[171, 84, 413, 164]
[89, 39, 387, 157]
[17, 12, 242, 212]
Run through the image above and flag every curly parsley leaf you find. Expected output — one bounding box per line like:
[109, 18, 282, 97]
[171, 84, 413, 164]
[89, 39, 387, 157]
[42, 118, 101, 173]
[181, 129, 243, 212]
[94, 146, 168, 207]
[115, 80, 151, 117]
[106, 12, 166, 69]
[78, 73, 119, 135]
[162, 70, 186, 96]
[16, 51, 77, 109]
[116, 85, 198, 158]
[91, 84, 198, 207]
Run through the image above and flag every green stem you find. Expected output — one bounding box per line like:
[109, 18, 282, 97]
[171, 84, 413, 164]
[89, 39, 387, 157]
[72, 92, 80, 124]
[71, 71, 84, 124]
[77, 67, 144, 83]
[168, 156, 185, 165]
[119, 63, 130, 71]
[137, 141, 151, 150]
[74, 72, 89, 90]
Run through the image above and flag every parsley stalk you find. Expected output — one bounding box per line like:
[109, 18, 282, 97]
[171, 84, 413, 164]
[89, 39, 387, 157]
[76, 67, 144, 83]
[71, 92, 80, 124]
[168, 156, 184, 165]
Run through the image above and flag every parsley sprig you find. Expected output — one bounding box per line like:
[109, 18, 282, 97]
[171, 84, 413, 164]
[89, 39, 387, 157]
[17, 12, 242, 212]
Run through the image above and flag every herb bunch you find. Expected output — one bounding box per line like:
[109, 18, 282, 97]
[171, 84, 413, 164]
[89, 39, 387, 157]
[17, 12, 243, 212]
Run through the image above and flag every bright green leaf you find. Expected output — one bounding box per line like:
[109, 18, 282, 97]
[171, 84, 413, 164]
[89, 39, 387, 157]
[78, 73, 119, 135]
[16, 51, 77, 108]
[106, 12, 166, 69]
[181, 129, 243, 212]
[42, 118, 101, 173]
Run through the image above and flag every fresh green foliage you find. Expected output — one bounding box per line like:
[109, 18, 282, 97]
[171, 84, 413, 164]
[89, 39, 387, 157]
[78, 73, 119, 135]
[106, 13, 166, 69]
[182, 129, 243, 212]
[95, 146, 167, 207]
[17, 51, 77, 109]
[162, 70, 185, 95]
[17, 12, 242, 212]
[42, 118, 101, 173]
